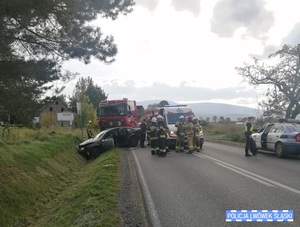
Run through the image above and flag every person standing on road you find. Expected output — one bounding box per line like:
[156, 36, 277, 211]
[192, 117, 202, 152]
[140, 118, 147, 148]
[175, 115, 186, 152]
[244, 117, 257, 157]
[157, 115, 168, 157]
[186, 116, 194, 154]
[147, 117, 158, 155]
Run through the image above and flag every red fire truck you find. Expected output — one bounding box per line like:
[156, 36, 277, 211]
[98, 98, 142, 130]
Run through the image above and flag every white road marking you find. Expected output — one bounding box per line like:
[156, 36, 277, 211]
[215, 162, 274, 186]
[131, 150, 162, 227]
[194, 153, 300, 196]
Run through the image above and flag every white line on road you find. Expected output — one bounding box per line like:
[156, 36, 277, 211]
[194, 153, 300, 196]
[215, 162, 274, 186]
[131, 150, 162, 227]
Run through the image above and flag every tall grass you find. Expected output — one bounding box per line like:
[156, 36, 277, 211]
[0, 128, 121, 227]
[204, 123, 245, 144]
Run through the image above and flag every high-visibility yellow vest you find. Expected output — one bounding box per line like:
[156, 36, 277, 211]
[244, 121, 254, 132]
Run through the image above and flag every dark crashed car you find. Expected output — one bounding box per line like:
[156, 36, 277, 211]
[77, 127, 141, 159]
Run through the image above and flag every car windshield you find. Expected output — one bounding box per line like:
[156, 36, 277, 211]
[166, 112, 195, 124]
[94, 129, 110, 139]
[99, 104, 127, 116]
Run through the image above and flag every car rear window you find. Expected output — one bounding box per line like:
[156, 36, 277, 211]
[285, 123, 300, 133]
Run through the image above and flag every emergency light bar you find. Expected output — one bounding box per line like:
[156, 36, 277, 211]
[278, 118, 300, 123]
[164, 104, 187, 107]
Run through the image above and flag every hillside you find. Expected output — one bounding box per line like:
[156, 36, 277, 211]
[137, 100, 261, 121]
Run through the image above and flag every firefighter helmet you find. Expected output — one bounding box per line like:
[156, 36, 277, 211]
[187, 116, 193, 121]
[179, 115, 185, 120]
[157, 115, 164, 120]
[151, 117, 157, 123]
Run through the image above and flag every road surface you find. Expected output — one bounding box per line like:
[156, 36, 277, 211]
[131, 141, 300, 227]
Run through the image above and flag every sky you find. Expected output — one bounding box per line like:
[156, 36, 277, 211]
[61, 0, 300, 108]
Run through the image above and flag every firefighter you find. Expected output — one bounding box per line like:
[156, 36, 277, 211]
[147, 117, 158, 155]
[86, 120, 94, 139]
[157, 115, 168, 157]
[146, 117, 152, 146]
[140, 118, 147, 148]
[192, 117, 202, 152]
[185, 116, 194, 154]
[175, 115, 186, 152]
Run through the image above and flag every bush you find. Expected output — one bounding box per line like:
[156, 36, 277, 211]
[40, 112, 56, 128]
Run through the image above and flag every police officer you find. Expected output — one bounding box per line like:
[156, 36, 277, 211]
[175, 115, 186, 152]
[244, 117, 257, 157]
[157, 115, 168, 157]
[186, 116, 194, 154]
[192, 117, 202, 152]
[147, 117, 158, 155]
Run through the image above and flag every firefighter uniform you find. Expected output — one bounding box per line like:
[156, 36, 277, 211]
[175, 115, 186, 152]
[192, 117, 202, 152]
[86, 120, 94, 139]
[186, 116, 194, 154]
[157, 115, 168, 157]
[147, 117, 158, 155]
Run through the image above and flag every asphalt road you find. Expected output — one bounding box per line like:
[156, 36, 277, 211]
[131, 141, 300, 227]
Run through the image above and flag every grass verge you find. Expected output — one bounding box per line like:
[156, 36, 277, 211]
[0, 130, 121, 227]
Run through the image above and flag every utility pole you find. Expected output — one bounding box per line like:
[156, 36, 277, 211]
[76, 93, 83, 140]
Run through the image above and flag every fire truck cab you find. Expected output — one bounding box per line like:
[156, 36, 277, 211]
[98, 98, 138, 130]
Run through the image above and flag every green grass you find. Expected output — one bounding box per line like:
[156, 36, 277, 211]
[204, 123, 245, 145]
[0, 129, 122, 227]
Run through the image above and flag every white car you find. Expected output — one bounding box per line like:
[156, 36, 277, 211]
[251, 120, 300, 158]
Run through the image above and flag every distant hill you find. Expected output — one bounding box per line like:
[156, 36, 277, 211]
[136, 100, 260, 121]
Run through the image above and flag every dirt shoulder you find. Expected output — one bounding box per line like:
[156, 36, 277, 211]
[118, 148, 149, 227]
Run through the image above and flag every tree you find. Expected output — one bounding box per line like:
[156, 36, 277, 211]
[213, 116, 217, 123]
[0, 0, 134, 123]
[75, 94, 97, 130]
[1, 0, 134, 63]
[69, 77, 107, 112]
[85, 78, 108, 109]
[236, 44, 300, 118]
[219, 116, 225, 123]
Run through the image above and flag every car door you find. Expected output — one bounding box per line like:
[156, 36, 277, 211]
[252, 124, 266, 148]
[267, 123, 285, 150]
[253, 123, 273, 148]
[117, 127, 129, 146]
[259, 123, 274, 149]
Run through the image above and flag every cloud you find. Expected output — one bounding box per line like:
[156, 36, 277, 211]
[135, 0, 201, 16]
[281, 22, 300, 46]
[171, 0, 201, 17]
[135, 0, 160, 11]
[250, 44, 278, 59]
[210, 0, 274, 40]
[95, 80, 262, 107]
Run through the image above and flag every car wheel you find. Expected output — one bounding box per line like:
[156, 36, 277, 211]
[129, 136, 139, 147]
[275, 142, 285, 158]
[90, 147, 100, 159]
